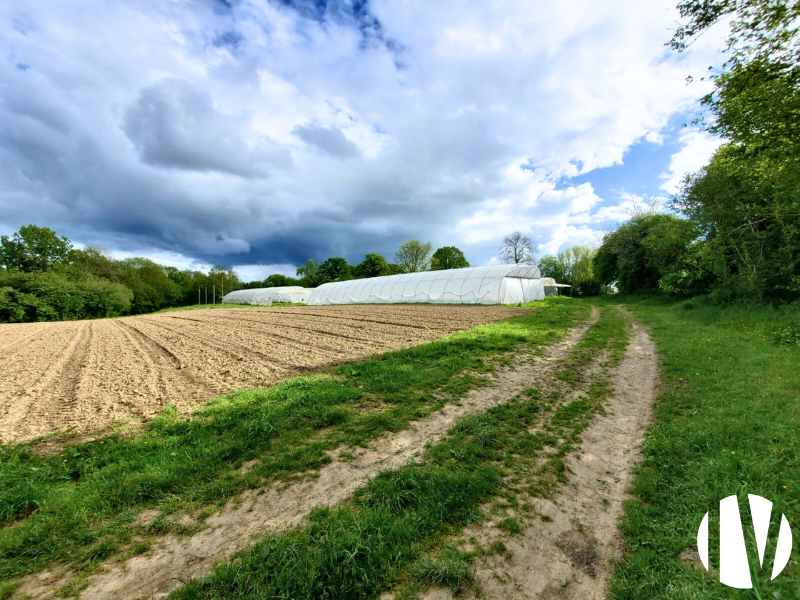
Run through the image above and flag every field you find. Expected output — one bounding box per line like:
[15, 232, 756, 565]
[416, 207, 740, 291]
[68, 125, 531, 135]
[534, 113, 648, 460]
[0, 305, 524, 444]
[1, 298, 797, 600]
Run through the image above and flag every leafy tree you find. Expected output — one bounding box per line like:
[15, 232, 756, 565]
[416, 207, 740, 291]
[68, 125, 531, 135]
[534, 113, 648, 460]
[69, 247, 124, 282]
[430, 246, 470, 270]
[386, 263, 405, 275]
[500, 232, 535, 264]
[353, 253, 391, 278]
[296, 259, 325, 287]
[538, 246, 605, 296]
[319, 257, 352, 283]
[395, 240, 432, 273]
[263, 274, 302, 287]
[593, 214, 703, 295]
[671, 0, 800, 154]
[0, 225, 73, 272]
[673, 144, 800, 301]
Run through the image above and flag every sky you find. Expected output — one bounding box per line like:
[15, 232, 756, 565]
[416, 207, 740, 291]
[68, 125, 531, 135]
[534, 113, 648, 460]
[0, 0, 726, 281]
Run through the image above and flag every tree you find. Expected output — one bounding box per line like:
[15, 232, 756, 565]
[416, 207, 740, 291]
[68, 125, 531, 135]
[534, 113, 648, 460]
[673, 144, 800, 301]
[353, 253, 391, 278]
[0, 225, 73, 272]
[296, 259, 323, 287]
[394, 240, 432, 273]
[500, 231, 535, 264]
[430, 246, 470, 270]
[263, 274, 301, 287]
[538, 246, 605, 296]
[593, 214, 702, 295]
[319, 257, 352, 283]
[671, 0, 800, 154]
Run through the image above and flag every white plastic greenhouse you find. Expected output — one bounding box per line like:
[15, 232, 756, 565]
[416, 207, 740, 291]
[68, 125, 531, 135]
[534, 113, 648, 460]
[222, 286, 312, 305]
[307, 265, 545, 305]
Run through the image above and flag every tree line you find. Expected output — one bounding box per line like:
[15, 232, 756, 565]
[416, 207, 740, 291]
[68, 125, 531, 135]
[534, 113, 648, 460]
[243, 242, 471, 289]
[0, 225, 243, 323]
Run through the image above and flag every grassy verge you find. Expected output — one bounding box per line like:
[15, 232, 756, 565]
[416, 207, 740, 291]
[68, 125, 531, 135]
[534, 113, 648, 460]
[0, 298, 587, 595]
[608, 298, 800, 599]
[168, 305, 629, 600]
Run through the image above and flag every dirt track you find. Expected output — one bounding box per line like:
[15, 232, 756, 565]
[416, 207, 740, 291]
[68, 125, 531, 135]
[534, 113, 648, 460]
[0, 305, 524, 444]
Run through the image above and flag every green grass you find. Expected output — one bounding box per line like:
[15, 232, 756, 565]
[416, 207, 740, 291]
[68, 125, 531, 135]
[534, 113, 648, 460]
[607, 298, 800, 599]
[0, 298, 588, 592]
[167, 304, 629, 600]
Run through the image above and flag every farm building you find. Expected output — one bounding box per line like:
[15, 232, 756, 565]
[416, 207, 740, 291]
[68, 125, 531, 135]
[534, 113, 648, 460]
[222, 286, 312, 305]
[307, 265, 545, 305]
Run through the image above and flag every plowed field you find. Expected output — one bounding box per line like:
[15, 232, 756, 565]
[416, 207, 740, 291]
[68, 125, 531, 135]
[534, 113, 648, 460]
[0, 305, 525, 443]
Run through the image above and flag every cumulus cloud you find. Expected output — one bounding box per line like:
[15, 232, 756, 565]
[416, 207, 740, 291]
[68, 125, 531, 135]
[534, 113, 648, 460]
[659, 129, 724, 194]
[0, 0, 726, 275]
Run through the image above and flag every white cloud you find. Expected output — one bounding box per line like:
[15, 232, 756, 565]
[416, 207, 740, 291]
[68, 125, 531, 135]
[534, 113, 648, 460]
[659, 129, 724, 194]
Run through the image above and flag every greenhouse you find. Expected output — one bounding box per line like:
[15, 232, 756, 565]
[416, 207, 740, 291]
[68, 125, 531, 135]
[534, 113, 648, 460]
[307, 265, 545, 305]
[222, 286, 312, 305]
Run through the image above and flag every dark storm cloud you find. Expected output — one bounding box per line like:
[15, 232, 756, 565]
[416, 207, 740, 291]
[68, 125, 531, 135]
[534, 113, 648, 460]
[292, 123, 360, 157]
[121, 78, 292, 177]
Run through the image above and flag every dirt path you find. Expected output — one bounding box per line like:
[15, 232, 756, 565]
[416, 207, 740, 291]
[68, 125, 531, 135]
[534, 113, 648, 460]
[15, 309, 600, 600]
[0, 305, 525, 444]
[422, 307, 659, 600]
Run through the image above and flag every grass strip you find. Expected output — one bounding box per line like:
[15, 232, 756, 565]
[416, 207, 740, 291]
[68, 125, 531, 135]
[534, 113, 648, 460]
[168, 306, 629, 600]
[607, 298, 800, 599]
[0, 298, 588, 588]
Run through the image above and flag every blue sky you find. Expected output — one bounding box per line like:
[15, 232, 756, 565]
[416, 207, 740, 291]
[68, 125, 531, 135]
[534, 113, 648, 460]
[0, 0, 725, 281]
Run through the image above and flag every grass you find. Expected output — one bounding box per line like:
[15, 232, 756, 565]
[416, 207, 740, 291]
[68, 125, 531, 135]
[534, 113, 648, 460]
[607, 297, 800, 599]
[0, 298, 588, 594]
[150, 302, 308, 314]
[167, 304, 629, 600]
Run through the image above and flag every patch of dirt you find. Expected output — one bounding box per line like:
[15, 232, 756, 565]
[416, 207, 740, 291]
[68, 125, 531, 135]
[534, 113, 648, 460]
[0, 305, 527, 444]
[417, 308, 659, 600]
[13, 308, 599, 600]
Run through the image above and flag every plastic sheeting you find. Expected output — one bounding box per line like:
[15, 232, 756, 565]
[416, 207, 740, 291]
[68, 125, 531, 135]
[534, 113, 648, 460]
[307, 265, 545, 305]
[222, 286, 311, 305]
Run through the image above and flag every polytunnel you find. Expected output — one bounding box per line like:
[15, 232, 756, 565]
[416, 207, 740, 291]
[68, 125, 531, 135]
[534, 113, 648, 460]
[306, 265, 545, 305]
[222, 286, 312, 305]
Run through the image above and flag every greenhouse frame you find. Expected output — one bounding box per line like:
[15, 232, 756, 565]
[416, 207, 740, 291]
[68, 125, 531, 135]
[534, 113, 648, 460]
[222, 286, 311, 305]
[307, 264, 545, 305]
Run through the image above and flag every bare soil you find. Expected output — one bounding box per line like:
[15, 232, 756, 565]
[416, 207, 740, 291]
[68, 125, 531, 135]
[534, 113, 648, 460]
[13, 309, 600, 600]
[0, 305, 524, 444]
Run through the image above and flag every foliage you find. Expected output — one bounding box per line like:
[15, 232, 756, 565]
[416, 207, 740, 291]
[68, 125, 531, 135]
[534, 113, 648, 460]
[353, 253, 392, 278]
[430, 246, 470, 270]
[593, 214, 706, 296]
[538, 246, 606, 296]
[0, 225, 72, 272]
[395, 240, 432, 273]
[296, 259, 323, 287]
[319, 257, 353, 283]
[673, 143, 800, 302]
[499, 231, 534, 264]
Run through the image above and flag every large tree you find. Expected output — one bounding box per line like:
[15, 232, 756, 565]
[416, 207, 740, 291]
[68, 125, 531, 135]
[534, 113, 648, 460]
[499, 231, 535, 264]
[0, 225, 73, 272]
[394, 240, 432, 273]
[430, 246, 470, 270]
[296, 259, 323, 287]
[318, 257, 352, 283]
[353, 253, 391, 278]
